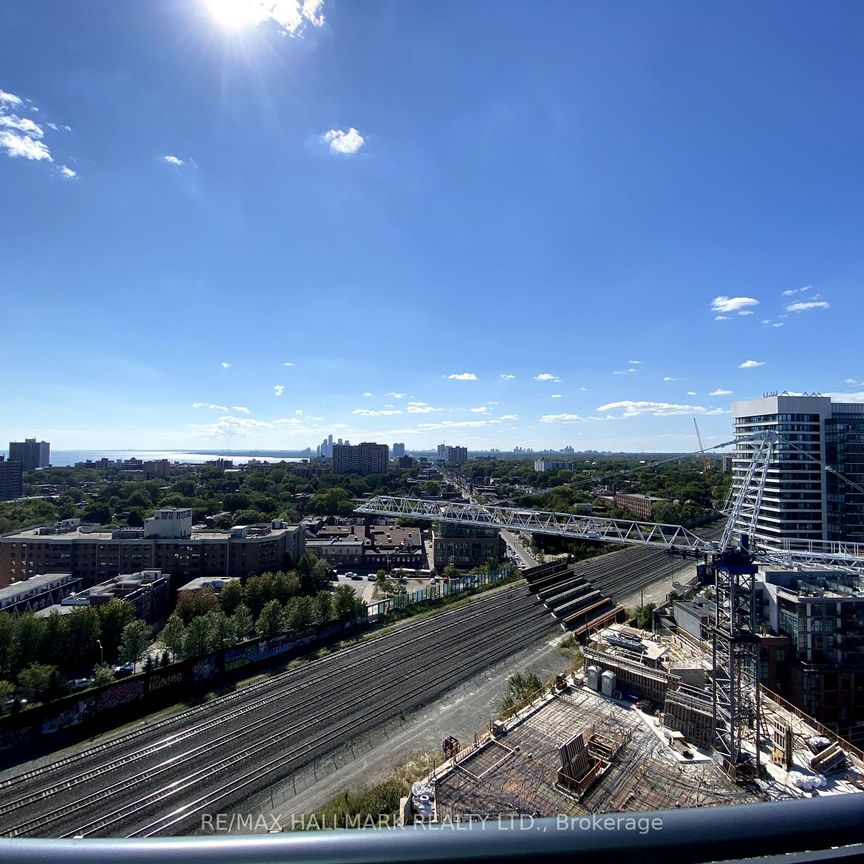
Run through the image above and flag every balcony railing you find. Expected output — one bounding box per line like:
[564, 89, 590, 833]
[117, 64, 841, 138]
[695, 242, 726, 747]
[1, 796, 862, 864]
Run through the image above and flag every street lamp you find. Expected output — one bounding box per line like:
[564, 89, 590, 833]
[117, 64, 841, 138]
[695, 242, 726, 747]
[95, 639, 104, 666]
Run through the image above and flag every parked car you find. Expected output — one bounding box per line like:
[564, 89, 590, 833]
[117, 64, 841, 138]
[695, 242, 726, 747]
[69, 678, 93, 691]
[113, 663, 134, 678]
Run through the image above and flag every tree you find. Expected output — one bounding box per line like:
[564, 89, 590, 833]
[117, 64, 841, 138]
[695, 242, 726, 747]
[17, 663, 63, 703]
[0, 680, 14, 709]
[287, 596, 314, 632]
[97, 599, 135, 663]
[12, 614, 45, 675]
[64, 606, 101, 668]
[313, 590, 333, 626]
[635, 603, 656, 631]
[182, 616, 212, 659]
[0, 614, 14, 676]
[307, 487, 355, 517]
[119, 620, 151, 666]
[175, 587, 219, 624]
[333, 585, 362, 623]
[203, 611, 234, 651]
[219, 579, 243, 616]
[231, 604, 253, 641]
[256, 599, 285, 639]
[93, 664, 115, 687]
[159, 615, 185, 659]
[443, 564, 459, 581]
[273, 571, 301, 605]
[244, 575, 271, 618]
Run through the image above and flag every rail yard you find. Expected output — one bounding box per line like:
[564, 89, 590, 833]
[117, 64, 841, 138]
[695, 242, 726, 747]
[0, 583, 556, 838]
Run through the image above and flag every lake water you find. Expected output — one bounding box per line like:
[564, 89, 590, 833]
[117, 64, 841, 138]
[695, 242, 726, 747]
[48, 450, 309, 467]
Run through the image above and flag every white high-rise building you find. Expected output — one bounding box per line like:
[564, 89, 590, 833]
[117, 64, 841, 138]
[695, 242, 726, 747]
[732, 393, 864, 546]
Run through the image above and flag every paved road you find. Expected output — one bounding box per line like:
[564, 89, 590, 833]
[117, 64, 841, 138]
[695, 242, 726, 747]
[0, 583, 556, 839]
[500, 529, 538, 569]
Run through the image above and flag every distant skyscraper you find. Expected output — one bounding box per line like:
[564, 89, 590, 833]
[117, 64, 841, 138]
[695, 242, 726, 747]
[392, 442, 406, 459]
[0, 457, 23, 501]
[8, 438, 50, 471]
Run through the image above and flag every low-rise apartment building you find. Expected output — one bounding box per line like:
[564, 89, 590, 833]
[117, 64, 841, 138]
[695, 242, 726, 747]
[0, 509, 305, 589]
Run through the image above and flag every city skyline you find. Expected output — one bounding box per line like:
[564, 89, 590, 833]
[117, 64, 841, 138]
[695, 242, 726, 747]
[3, 2, 864, 451]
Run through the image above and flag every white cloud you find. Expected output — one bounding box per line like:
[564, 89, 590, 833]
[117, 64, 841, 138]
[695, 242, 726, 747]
[192, 415, 269, 437]
[470, 406, 489, 414]
[273, 385, 285, 396]
[361, 391, 374, 397]
[686, 391, 697, 396]
[385, 392, 407, 399]
[738, 359, 765, 369]
[709, 388, 733, 396]
[353, 408, 401, 416]
[0, 130, 51, 161]
[534, 373, 560, 382]
[540, 413, 585, 423]
[711, 296, 759, 314]
[323, 128, 365, 155]
[163, 154, 184, 166]
[220, 361, 233, 370]
[284, 361, 295, 367]
[596, 400, 726, 417]
[737, 310, 754, 317]
[487, 401, 498, 405]
[0, 113, 43, 138]
[448, 372, 478, 381]
[844, 378, 863, 386]
[192, 402, 229, 411]
[0, 92, 74, 173]
[628, 360, 641, 365]
[274, 417, 302, 425]
[207, 0, 325, 36]
[782, 285, 811, 296]
[714, 315, 730, 322]
[295, 409, 303, 416]
[613, 368, 637, 375]
[232, 405, 251, 415]
[663, 376, 683, 382]
[499, 414, 519, 421]
[406, 402, 440, 414]
[500, 373, 516, 380]
[415, 419, 503, 430]
[786, 300, 830, 313]
[550, 394, 562, 398]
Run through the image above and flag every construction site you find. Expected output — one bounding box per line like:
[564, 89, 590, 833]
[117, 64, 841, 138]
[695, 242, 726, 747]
[404, 623, 864, 824]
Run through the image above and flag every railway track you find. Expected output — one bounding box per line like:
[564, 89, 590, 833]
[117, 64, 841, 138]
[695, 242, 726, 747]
[0, 582, 556, 838]
[0, 582, 529, 794]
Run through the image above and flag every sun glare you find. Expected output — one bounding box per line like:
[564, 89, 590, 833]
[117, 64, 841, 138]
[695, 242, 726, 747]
[205, 0, 267, 30]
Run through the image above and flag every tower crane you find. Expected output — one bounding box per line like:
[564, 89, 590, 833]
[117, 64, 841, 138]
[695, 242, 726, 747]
[354, 430, 864, 776]
[693, 417, 710, 476]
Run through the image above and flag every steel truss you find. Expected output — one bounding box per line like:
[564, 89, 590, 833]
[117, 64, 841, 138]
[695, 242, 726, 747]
[356, 496, 864, 572]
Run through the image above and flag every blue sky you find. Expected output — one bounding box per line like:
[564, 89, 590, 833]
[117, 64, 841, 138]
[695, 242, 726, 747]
[2, 0, 863, 453]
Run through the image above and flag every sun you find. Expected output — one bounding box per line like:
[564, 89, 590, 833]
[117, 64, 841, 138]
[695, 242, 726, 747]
[204, 0, 268, 30]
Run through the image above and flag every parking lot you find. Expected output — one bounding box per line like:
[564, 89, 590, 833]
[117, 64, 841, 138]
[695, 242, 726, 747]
[333, 572, 433, 604]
